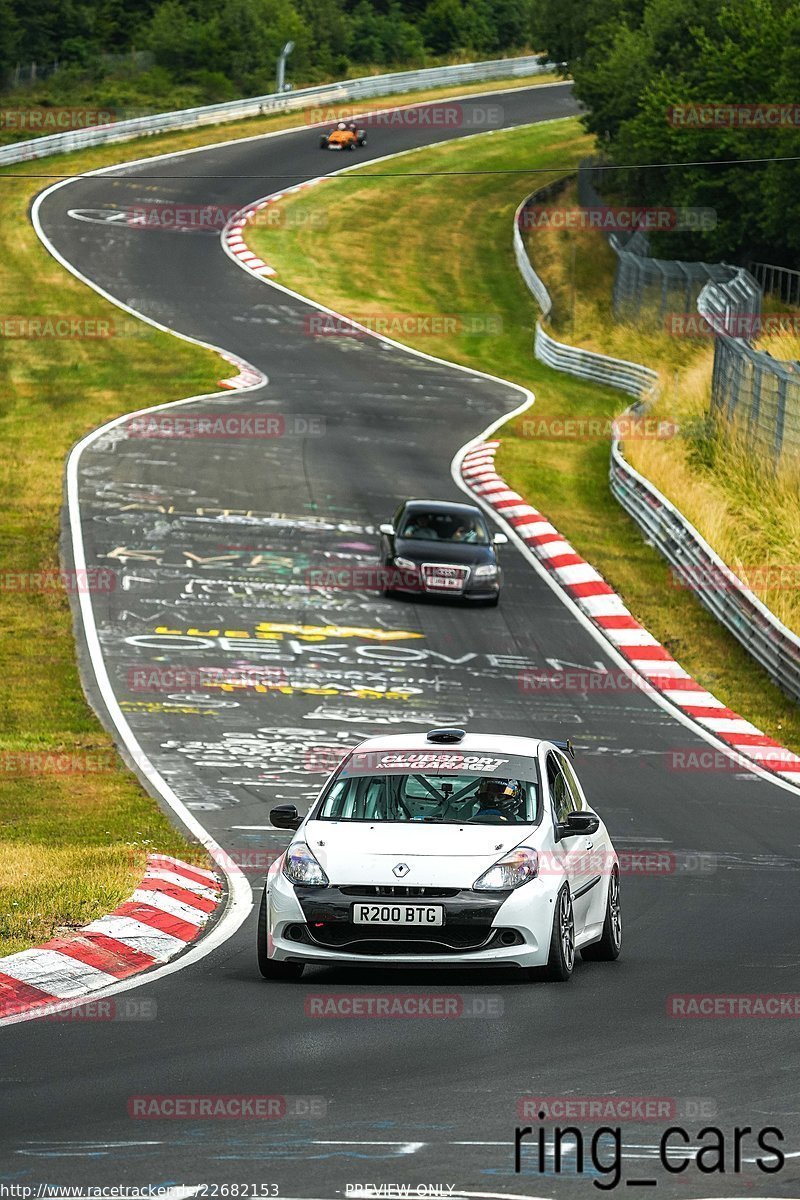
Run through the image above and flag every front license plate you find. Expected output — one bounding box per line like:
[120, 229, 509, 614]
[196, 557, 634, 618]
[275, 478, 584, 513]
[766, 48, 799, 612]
[352, 903, 444, 926]
[427, 575, 462, 590]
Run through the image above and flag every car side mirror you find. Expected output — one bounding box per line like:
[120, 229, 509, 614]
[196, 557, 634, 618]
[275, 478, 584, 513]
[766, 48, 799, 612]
[379, 523, 394, 536]
[493, 532, 508, 545]
[270, 804, 302, 830]
[558, 811, 600, 838]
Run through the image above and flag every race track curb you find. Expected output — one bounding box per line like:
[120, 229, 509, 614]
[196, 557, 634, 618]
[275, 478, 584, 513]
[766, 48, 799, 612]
[222, 177, 326, 284]
[460, 441, 800, 785]
[0, 854, 222, 1020]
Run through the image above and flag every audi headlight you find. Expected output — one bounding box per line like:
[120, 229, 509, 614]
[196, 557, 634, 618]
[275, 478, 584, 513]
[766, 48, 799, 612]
[283, 842, 329, 888]
[394, 556, 417, 570]
[474, 564, 498, 578]
[473, 847, 538, 891]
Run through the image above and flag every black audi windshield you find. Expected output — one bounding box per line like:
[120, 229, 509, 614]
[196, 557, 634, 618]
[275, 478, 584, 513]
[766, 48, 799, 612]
[398, 510, 490, 545]
[318, 749, 541, 825]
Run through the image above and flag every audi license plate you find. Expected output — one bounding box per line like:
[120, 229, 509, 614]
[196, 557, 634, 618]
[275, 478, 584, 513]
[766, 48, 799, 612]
[352, 903, 443, 926]
[426, 574, 461, 590]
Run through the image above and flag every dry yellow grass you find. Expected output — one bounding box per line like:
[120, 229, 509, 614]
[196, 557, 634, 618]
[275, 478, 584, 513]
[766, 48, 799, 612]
[523, 182, 800, 636]
[756, 328, 800, 360]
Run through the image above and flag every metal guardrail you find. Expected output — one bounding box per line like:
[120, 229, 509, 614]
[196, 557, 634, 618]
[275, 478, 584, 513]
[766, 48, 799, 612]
[514, 191, 658, 397]
[514, 182, 800, 702]
[609, 443, 800, 702]
[698, 274, 800, 460]
[749, 260, 800, 308]
[577, 163, 800, 463]
[534, 325, 658, 397]
[0, 56, 554, 166]
[577, 162, 760, 324]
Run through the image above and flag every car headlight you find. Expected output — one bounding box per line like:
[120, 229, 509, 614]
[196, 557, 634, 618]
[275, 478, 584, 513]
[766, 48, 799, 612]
[473, 847, 538, 891]
[474, 564, 498, 578]
[394, 556, 417, 570]
[283, 842, 329, 888]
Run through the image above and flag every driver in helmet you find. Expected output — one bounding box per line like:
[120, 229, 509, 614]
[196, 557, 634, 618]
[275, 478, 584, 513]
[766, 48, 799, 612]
[472, 777, 522, 822]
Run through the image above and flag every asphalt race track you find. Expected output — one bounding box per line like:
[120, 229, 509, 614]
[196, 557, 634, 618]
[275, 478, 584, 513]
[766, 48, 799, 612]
[2, 82, 800, 1197]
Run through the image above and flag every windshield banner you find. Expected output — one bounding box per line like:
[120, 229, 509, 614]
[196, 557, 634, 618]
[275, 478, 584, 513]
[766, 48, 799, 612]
[339, 749, 539, 780]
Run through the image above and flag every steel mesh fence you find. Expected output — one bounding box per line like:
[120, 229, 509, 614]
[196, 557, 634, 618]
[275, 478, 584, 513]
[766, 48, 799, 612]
[577, 162, 800, 462]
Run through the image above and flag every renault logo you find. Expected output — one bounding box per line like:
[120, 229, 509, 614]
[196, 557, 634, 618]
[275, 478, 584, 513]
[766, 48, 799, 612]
[392, 863, 410, 878]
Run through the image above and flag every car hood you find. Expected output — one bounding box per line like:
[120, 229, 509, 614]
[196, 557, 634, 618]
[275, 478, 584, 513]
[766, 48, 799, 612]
[393, 538, 494, 566]
[299, 819, 537, 886]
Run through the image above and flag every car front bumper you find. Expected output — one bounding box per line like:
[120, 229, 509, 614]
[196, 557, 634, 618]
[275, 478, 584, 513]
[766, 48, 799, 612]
[264, 874, 554, 969]
[388, 568, 501, 601]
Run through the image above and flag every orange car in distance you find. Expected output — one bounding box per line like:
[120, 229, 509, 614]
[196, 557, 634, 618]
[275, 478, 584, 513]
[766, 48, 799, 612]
[319, 121, 367, 151]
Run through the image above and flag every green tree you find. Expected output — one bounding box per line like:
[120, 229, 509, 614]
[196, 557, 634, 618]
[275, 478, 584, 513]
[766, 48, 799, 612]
[0, 0, 19, 78]
[562, 0, 800, 262]
[422, 0, 464, 55]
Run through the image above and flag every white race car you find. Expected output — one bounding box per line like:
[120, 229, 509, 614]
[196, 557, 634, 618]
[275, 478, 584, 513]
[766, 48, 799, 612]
[258, 729, 621, 981]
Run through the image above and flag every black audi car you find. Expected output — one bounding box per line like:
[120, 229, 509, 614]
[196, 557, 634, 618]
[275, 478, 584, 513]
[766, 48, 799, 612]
[378, 499, 507, 604]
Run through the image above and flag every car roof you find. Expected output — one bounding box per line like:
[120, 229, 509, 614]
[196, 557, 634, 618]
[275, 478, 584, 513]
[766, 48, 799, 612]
[400, 499, 485, 517]
[351, 732, 545, 757]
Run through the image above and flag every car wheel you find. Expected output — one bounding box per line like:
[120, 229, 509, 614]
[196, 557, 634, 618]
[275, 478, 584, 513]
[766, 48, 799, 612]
[359, 135, 367, 146]
[257, 890, 304, 980]
[484, 594, 500, 607]
[581, 867, 621, 961]
[319, 139, 328, 149]
[543, 885, 575, 981]
[348, 141, 356, 151]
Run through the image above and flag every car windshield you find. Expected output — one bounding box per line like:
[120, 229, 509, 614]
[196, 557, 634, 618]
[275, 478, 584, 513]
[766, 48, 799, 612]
[398, 510, 489, 544]
[318, 750, 540, 825]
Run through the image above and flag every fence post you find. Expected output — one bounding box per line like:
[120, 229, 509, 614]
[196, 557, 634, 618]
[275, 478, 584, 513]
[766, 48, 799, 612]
[775, 373, 787, 461]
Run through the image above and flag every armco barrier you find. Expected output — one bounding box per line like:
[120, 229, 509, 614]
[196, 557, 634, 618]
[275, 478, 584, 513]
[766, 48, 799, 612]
[514, 191, 658, 399]
[515, 183, 800, 702]
[609, 441, 800, 702]
[0, 56, 554, 166]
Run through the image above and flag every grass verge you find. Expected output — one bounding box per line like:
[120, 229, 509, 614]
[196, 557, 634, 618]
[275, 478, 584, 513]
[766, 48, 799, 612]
[0, 72, 559, 957]
[246, 119, 800, 753]
[526, 179, 800, 638]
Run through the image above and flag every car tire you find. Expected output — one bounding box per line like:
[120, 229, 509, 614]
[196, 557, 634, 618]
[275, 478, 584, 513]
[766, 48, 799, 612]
[543, 885, 575, 981]
[319, 139, 328, 149]
[348, 141, 356, 151]
[581, 867, 621, 961]
[257, 890, 305, 980]
[358, 135, 367, 146]
[484, 594, 500, 607]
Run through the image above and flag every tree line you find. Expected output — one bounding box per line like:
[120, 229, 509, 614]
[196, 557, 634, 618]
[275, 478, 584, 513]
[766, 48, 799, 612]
[532, 0, 800, 265]
[0, 0, 536, 100]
